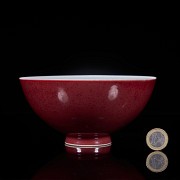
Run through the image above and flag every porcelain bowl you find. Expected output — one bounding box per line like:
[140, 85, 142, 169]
[19, 75, 156, 154]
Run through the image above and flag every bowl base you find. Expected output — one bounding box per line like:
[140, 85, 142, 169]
[65, 133, 111, 154]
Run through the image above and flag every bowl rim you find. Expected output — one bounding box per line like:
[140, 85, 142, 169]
[19, 75, 156, 81]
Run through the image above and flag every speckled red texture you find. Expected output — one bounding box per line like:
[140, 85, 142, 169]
[20, 79, 155, 132]
[20, 78, 156, 153]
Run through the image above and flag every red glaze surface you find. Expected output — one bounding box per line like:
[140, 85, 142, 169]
[65, 133, 111, 145]
[20, 76, 156, 154]
[65, 133, 111, 154]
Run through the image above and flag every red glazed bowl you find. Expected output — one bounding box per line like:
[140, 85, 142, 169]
[19, 75, 156, 154]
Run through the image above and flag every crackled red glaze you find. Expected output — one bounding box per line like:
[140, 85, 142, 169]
[20, 76, 156, 154]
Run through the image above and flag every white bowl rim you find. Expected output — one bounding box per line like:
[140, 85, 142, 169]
[19, 75, 156, 81]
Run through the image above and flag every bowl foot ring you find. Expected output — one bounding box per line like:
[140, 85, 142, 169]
[65, 133, 111, 154]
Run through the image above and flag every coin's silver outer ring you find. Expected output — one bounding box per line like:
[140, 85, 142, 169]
[146, 128, 169, 150]
[146, 151, 168, 173]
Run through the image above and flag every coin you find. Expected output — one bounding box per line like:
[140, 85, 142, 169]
[146, 151, 168, 173]
[146, 128, 168, 150]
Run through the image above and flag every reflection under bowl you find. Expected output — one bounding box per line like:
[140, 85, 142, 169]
[32, 153, 145, 180]
[19, 75, 156, 154]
